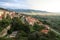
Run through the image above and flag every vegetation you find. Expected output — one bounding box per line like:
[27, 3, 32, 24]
[0, 14, 60, 40]
[32, 15, 60, 33]
[0, 15, 11, 32]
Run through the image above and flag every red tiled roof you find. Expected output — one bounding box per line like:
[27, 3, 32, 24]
[41, 29, 49, 34]
[0, 16, 2, 18]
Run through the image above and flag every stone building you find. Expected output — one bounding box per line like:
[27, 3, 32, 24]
[0, 9, 16, 20]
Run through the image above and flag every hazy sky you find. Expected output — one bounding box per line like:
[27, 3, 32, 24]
[0, 0, 60, 12]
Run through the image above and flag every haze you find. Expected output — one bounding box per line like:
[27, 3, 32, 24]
[0, 0, 60, 12]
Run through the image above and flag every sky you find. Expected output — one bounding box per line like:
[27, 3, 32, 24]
[0, 0, 60, 12]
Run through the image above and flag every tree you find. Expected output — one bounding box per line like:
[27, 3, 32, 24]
[8, 17, 30, 34]
[33, 23, 45, 31]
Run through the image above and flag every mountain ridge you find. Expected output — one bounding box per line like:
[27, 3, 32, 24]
[8, 9, 49, 13]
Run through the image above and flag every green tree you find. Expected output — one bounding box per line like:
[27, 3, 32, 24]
[33, 23, 45, 31]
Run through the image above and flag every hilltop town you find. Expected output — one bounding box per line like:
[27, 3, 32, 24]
[0, 8, 60, 40]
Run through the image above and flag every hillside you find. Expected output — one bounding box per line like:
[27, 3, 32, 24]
[0, 8, 60, 40]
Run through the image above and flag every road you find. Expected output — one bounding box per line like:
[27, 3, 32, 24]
[50, 28, 60, 35]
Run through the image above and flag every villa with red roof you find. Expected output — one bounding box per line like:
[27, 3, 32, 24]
[26, 16, 37, 25]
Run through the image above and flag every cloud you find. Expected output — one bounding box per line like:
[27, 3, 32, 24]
[0, 0, 60, 12]
[27, 0, 60, 12]
[0, 0, 30, 9]
[0, 0, 20, 3]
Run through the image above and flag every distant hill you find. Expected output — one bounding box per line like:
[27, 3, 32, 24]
[0, 8, 8, 11]
[8, 9, 60, 15]
[8, 9, 49, 13]
[0, 8, 60, 15]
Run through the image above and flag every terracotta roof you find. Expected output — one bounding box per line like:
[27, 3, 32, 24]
[0, 16, 2, 18]
[41, 29, 49, 34]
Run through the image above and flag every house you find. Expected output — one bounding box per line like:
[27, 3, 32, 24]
[0, 10, 5, 14]
[9, 31, 18, 38]
[9, 11, 16, 19]
[0, 9, 16, 20]
[0, 9, 9, 19]
[41, 25, 50, 34]
[44, 25, 50, 30]
[8, 11, 16, 19]
[41, 29, 49, 34]
[3, 11, 10, 18]
[0, 14, 3, 20]
[25, 16, 37, 25]
[0, 10, 5, 20]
